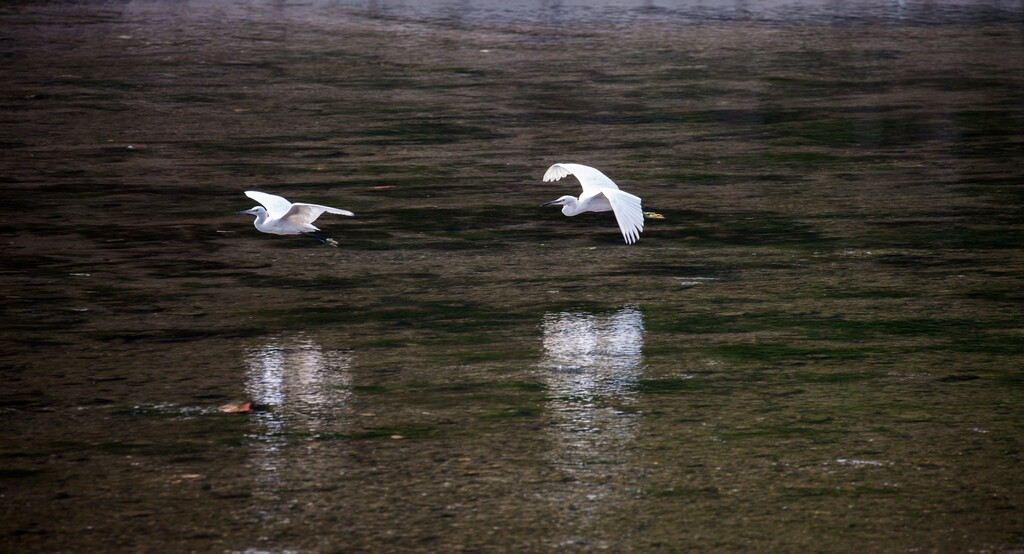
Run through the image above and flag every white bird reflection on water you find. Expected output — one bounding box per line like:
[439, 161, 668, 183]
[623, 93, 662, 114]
[242, 335, 353, 516]
[539, 307, 645, 544]
[244, 336, 353, 436]
[541, 307, 645, 401]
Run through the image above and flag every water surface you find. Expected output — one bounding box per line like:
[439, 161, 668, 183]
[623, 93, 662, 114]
[1, 0, 1023, 551]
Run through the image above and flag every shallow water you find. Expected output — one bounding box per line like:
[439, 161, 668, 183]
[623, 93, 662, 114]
[1, 0, 1023, 551]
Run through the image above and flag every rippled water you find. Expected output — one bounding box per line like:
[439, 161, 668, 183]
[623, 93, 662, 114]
[2, 0, 1023, 551]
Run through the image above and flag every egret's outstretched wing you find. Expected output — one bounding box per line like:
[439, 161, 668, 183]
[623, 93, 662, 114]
[603, 188, 644, 244]
[282, 202, 354, 226]
[543, 163, 620, 193]
[245, 191, 293, 220]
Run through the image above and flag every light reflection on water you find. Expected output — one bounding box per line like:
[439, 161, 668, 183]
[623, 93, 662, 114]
[240, 337, 355, 545]
[243, 337, 352, 493]
[541, 307, 645, 401]
[540, 307, 645, 541]
[244, 337, 353, 435]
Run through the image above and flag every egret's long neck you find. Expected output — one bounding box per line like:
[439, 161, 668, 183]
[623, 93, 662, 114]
[561, 197, 582, 217]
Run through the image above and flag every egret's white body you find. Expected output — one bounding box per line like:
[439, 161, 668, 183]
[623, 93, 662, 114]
[541, 163, 644, 244]
[239, 190, 353, 245]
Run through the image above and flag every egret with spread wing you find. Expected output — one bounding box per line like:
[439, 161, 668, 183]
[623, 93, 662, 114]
[239, 190, 354, 247]
[540, 163, 644, 244]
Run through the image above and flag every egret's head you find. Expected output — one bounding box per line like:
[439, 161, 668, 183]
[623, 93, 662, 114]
[541, 195, 574, 208]
[238, 206, 264, 216]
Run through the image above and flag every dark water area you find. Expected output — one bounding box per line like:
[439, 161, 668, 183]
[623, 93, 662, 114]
[2, 0, 1024, 551]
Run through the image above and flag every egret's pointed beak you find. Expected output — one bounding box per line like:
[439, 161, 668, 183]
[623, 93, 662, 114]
[238, 208, 257, 215]
[540, 199, 562, 208]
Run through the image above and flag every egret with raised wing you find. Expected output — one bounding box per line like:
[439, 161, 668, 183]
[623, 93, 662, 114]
[540, 163, 644, 244]
[239, 190, 354, 247]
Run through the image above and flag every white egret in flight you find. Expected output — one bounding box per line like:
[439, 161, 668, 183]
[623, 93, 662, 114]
[238, 190, 354, 247]
[540, 163, 644, 244]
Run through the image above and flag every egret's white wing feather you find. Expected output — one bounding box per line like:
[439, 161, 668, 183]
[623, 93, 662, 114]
[543, 164, 573, 182]
[544, 163, 620, 193]
[282, 203, 354, 226]
[245, 191, 293, 220]
[602, 188, 644, 245]
[317, 205, 355, 217]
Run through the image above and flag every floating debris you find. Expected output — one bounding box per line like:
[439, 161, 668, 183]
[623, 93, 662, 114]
[219, 402, 251, 413]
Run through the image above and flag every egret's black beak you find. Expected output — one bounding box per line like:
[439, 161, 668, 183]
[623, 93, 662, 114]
[540, 200, 561, 208]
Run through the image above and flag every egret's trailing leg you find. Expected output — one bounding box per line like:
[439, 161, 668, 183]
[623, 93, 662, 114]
[301, 232, 339, 247]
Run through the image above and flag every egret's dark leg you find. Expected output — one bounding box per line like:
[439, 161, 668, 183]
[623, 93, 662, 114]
[301, 232, 338, 247]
